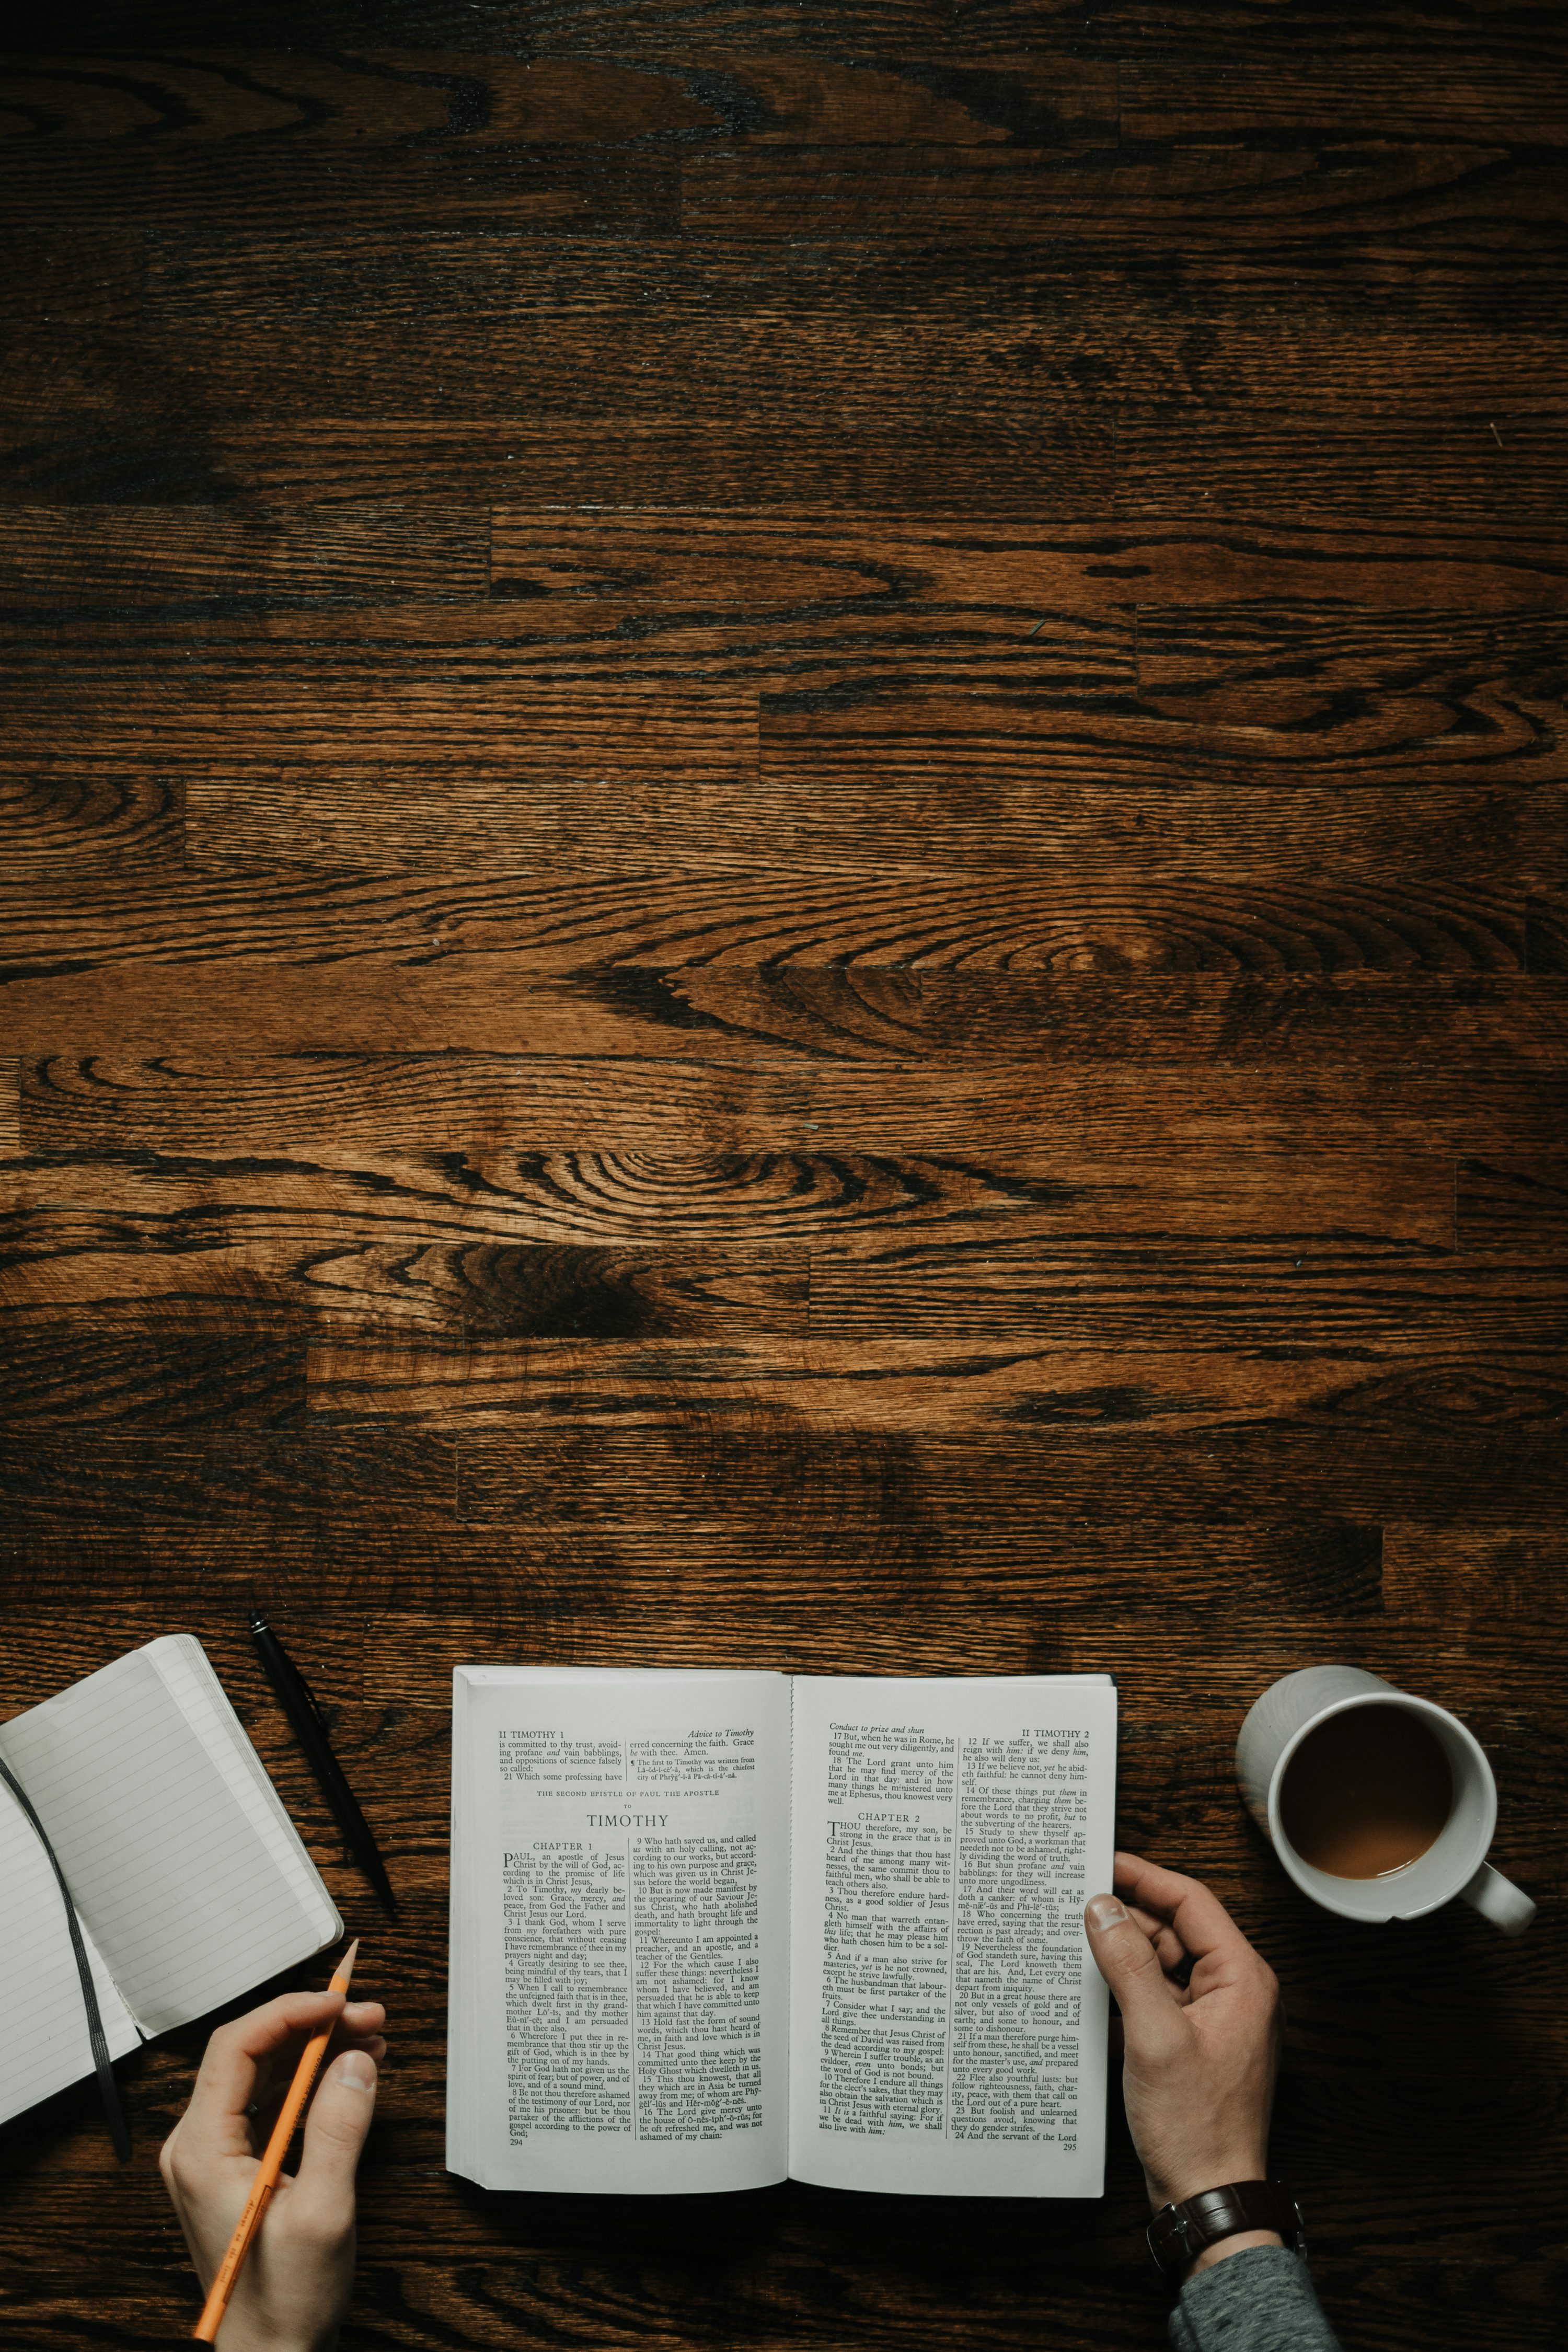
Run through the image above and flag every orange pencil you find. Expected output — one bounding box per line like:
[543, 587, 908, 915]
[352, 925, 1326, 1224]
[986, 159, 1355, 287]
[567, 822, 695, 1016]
[193, 1942, 360, 2344]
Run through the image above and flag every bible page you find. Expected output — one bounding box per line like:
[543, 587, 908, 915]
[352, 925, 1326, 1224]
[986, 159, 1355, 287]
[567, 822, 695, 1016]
[448, 1667, 790, 2194]
[788, 1675, 1116, 2197]
[0, 1638, 341, 2037]
[0, 1775, 142, 2127]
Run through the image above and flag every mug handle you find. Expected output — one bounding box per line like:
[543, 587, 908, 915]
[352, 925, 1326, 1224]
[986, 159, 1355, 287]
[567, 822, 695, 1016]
[1459, 1862, 1537, 1935]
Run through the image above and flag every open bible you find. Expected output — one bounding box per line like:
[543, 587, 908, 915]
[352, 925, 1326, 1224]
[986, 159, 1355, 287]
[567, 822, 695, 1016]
[448, 1669, 1116, 2197]
[0, 1636, 343, 2130]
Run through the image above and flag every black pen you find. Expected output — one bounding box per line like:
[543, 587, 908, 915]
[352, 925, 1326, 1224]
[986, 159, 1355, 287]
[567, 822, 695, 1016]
[249, 1611, 398, 1919]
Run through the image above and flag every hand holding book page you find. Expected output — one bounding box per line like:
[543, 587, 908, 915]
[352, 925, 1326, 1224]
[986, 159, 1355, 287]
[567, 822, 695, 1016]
[447, 1668, 1115, 2198]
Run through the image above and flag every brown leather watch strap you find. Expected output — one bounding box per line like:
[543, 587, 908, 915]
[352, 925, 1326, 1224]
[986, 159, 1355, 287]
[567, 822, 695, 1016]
[1146, 2179, 1305, 2281]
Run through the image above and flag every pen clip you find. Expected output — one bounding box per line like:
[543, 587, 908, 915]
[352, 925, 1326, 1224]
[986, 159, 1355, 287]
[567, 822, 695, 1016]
[254, 1612, 336, 1739]
[294, 1663, 335, 1739]
[287, 1656, 338, 1750]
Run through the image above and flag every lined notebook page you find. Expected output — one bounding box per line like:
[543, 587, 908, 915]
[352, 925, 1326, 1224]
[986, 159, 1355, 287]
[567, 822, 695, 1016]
[0, 1784, 142, 2127]
[0, 1638, 341, 2037]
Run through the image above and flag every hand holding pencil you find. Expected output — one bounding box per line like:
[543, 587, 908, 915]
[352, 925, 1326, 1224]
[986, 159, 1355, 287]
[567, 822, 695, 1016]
[160, 1958, 385, 2352]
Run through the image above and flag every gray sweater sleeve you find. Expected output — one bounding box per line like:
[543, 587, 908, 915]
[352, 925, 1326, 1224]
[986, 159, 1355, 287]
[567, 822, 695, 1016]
[1167, 2245, 1342, 2351]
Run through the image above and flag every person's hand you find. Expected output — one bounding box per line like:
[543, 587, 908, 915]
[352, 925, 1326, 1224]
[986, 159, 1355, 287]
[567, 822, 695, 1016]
[1085, 1852, 1283, 2273]
[160, 1987, 386, 2352]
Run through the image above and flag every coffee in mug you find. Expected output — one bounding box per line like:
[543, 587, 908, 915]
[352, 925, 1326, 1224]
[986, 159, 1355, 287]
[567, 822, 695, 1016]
[1236, 1667, 1535, 1932]
[1278, 1703, 1452, 1880]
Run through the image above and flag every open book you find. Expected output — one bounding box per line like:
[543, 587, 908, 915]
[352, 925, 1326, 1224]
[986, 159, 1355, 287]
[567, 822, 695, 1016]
[449, 1669, 1115, 2198]
[0, 1636, 343, 2130]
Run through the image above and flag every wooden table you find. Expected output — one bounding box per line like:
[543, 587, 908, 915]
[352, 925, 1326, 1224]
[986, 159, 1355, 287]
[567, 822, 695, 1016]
[1, 6, 1563, 2346]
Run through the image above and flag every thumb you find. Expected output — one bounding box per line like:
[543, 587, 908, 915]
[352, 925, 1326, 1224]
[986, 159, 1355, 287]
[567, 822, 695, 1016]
[295, 2047, 377, 2208]
[1084, 1894, 1180, 2043]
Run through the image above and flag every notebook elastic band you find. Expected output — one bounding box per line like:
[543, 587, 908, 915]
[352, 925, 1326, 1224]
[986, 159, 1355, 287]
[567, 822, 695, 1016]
[0, 1755, 132, 2160]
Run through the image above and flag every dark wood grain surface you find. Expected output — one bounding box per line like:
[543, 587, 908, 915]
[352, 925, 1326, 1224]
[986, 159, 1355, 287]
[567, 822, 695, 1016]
[1, 3, 1563, 2346]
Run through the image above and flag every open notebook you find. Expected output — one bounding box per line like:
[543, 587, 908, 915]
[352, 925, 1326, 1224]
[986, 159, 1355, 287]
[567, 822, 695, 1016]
[0, 1636, 343, 2130]
[449, 1668, 1116, 2198]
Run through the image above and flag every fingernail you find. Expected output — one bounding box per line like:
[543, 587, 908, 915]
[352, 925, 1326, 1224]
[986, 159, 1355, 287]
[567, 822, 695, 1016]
[333, 2050, 376, 2090]
[1086, 1894, 1128, 1931]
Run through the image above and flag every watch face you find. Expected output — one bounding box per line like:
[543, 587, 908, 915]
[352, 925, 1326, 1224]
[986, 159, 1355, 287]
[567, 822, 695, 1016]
[1146, 2209, 1190, 2280]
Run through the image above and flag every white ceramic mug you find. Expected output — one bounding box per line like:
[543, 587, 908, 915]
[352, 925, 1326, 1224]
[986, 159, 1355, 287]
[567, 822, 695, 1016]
[1236, 1667, 1536, 1933]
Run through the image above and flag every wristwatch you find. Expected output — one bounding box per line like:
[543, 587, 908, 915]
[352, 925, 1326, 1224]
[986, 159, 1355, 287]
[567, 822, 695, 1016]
[1146, 2180, 1306, 2281]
